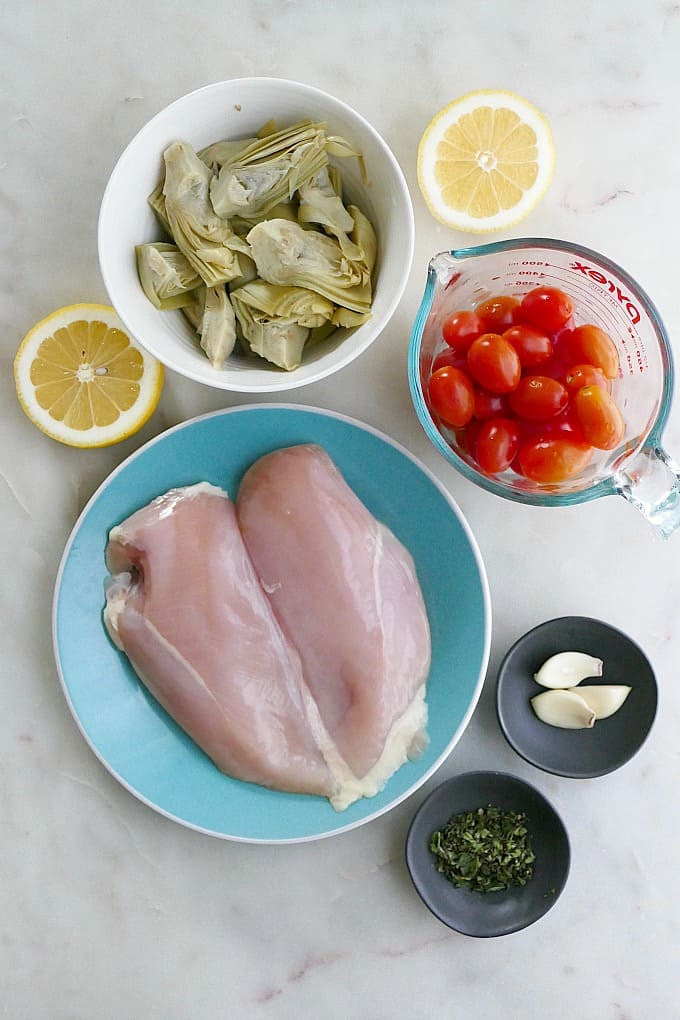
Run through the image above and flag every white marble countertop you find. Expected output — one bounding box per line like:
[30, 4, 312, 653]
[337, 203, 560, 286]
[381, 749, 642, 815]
[3, 1, 680, 1016]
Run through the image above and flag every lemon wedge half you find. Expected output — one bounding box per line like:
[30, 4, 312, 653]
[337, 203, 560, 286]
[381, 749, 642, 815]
[14, 303, 164, 448]
[417, 89, 555, 233]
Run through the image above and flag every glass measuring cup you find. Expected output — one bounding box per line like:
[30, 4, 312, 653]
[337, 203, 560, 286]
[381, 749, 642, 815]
[408, 238, 680, 537]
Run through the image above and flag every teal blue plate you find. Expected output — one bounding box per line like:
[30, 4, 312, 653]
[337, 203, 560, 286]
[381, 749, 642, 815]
[53, 405, 491, 843]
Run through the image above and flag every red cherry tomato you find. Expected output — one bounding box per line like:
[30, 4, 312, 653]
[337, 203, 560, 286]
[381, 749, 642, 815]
[515, 404, 588, 445]
[454, 419, 482, 458]
[509, 376, 569, 421]
[432, 347, 466, 374]
[537, 329, 576, 380]
[568, 325, 620, 379]
[572, 385, 625, 450]
[517, 437, 593, 483]
[503, 324, 553, 368]
[435, 282, 628, 485]
[515, 407, 586, 445]
[547, 404, 588, 440]
[441, 310, 484, 353]
[427, 365, 475, 428]
[473, 388, 509, 421]
[473, 417, 520, 474]
[476, 295, 520, 333]
[562, 363, 610, 393]
[466, 334, 521, 394]
[518, 286, 574, 334]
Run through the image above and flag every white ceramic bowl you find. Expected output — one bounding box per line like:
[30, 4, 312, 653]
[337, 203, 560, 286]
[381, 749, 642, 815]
[98, 78, 415, 392]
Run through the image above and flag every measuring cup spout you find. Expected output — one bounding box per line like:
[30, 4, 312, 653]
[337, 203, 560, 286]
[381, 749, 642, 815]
[615, 445, 680, 538]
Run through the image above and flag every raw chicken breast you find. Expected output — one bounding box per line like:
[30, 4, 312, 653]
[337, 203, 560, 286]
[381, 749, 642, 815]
[236, 445, 430, 804]
[104, 483, 335, 798]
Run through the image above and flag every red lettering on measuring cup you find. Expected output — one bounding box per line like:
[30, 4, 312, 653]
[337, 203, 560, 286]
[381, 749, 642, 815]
[569, 261, 641, 325]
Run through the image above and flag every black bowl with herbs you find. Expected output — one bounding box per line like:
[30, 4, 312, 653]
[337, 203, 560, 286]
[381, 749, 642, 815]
[405, 771, 570, 937]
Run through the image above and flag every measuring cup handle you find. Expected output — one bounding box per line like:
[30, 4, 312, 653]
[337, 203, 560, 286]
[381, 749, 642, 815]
[615, 444, 680, 538]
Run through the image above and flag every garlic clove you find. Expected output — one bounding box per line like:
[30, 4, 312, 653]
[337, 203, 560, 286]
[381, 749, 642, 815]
[572, 685, 632, 720]
[531, 689, 597, 729]
[533, 651, 604, 689]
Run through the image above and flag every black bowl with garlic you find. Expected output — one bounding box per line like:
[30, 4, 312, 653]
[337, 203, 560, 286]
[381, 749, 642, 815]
[496, 616, 658, 779]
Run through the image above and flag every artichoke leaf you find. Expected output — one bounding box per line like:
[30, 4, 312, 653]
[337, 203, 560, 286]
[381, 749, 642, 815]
[232, 279, 335, 328]
[256, 118, 278, 138]
[197, 136, 258, 170]
[230, 120, 322, 163]
[331, 307, 371, 328]
[327, 165, 342, 195]
[306, 320, 338, 349]
[135, 242, 202, 310]
[147, 182, 172, 236]
[181, 285, 207, 331]
[232, 199, 299, 235]
[322, 202, 378, 274]
[227, 253, 259, 292]
[325, 134, 368, 185]
[348, 204, 377, 276]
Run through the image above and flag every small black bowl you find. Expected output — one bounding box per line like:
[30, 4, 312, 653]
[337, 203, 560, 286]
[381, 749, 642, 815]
[496, 616, 658, 779]
[405, 771, 570, 937]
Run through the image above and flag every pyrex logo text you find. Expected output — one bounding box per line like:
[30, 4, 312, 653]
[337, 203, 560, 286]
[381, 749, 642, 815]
[569, 261, 641, 325]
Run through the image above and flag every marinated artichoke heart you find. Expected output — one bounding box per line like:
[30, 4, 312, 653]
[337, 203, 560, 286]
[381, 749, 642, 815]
[147, 138, 258, 230]
[198, 285, 237, 369]
[297, 168, 375, 284]
[208, 120, 333, 220]
[137, 118, 375, 373]
[329, 204, 377, 311]
[178, 285, 236, 369]
[232, 297, 310, 371]
[247, 216, 374, 315]
[298, 166, 355, 238]
[231, 279, 343, 370]
[135, 242, 202, 310]
[163, 141, 250, 288]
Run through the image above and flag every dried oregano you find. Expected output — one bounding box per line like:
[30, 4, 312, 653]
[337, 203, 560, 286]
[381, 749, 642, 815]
[429, 806, 535, 893]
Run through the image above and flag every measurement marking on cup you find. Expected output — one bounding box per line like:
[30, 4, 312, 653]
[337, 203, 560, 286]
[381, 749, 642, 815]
[569, 260, 641, 325]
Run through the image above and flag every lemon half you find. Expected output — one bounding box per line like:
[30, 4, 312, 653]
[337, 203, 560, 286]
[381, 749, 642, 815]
[14, 304, 164, 448]
[417, 89, 555, 233]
